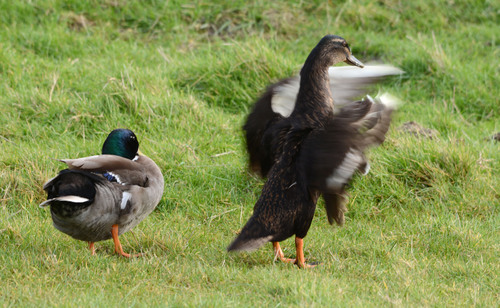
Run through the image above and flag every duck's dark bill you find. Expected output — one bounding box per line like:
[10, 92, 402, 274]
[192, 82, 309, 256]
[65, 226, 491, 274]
[345, 54, 364, 68]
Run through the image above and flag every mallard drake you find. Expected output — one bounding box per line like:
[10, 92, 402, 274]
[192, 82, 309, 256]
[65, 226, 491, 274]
[244, 59, 402, 177]
[40, 129, 164, 257]
[228, 35, 399, 268]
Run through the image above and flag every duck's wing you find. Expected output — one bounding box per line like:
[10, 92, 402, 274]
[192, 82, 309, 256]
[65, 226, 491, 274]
[243, 79, 291, 177]
[271, 65, 403, 117]
[329, 65, 403, 108]
[244, 65, 402, 177]
[60, 154, 148, 186]
[300, 94, 399, 225]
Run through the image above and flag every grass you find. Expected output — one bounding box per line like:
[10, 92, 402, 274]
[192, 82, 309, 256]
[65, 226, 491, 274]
[1, 0, 498, 306]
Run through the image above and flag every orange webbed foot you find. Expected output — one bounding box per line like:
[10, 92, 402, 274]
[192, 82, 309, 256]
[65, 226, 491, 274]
[295, 260, 318, 269]
[111, 224, 143, 258]
[88, 242, 96, 256]
[294, 237, 318, 269]
[273, 242, 296, 264]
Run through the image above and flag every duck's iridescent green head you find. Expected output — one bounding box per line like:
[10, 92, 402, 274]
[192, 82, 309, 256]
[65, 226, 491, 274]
[101, 129, 139, 160]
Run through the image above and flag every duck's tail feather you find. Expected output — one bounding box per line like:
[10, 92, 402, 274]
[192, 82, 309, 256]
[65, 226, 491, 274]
[40, 169, 100, 208]
[227, 235, 273, 252]
[39, 195, 91, 208]
[227, 218, 273, 252]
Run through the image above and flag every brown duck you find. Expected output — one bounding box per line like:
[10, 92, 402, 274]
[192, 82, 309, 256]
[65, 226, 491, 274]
[228, 35, 399, 268]
[40, 129, 164, 257]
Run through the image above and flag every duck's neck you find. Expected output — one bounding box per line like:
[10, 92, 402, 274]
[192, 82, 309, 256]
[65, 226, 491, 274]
[292, 54, 334, 124]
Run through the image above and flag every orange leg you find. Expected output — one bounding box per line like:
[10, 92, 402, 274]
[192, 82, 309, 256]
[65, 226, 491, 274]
[295, 237, 316, 269]
[273, 242, 296, 264]
[111, 224, 132, 258]
[88, 242, 96, 256]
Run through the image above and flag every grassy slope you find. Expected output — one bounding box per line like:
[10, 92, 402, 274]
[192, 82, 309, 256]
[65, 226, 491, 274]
[0, 0, 498, 306]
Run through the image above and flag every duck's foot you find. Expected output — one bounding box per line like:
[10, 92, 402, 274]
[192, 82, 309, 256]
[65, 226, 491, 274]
[88, 241, 96, 256]
[296, 260, 319, 269]
[273, 242, 296, 264]
[111, 224, 142, 258]
[294, 237, 317, 269]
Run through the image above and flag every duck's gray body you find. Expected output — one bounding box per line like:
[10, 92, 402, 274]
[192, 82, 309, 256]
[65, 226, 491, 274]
[41, 154, 164, 243]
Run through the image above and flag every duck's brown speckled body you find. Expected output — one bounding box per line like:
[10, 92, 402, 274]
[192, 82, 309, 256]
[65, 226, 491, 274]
[229, 35, 399, 268]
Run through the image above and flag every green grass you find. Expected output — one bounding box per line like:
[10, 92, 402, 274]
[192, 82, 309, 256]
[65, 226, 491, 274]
[1, 0, 498, 306]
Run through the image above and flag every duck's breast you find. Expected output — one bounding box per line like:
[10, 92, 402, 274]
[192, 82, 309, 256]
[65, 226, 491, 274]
[115, 155, 164, 235]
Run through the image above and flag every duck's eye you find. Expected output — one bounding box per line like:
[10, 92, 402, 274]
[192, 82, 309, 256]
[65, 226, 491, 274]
[343, 41, 348, 48]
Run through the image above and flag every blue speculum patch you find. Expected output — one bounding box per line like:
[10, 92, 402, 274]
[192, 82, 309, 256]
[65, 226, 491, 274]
[102, 172, 117, 182]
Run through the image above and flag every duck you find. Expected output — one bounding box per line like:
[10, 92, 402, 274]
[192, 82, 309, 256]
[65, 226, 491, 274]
[244, 55, 402, 177]
[228, 35, 400, 268]
[40, 128, 164, 257]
